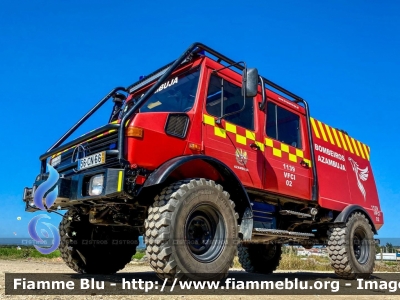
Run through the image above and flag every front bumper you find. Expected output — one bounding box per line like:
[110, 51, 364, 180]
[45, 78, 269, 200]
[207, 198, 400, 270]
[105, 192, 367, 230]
[23, 168, 126, 212]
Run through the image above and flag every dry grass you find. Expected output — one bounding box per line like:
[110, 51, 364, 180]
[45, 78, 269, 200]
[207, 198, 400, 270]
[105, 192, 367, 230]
[232, 253, 332, 271]
[233, 250, 400, 272]
[278, 253, 332, 271]
[2, 246, 400, 273]
[374, 261, 400, 272]
[0, 246, 60, 259]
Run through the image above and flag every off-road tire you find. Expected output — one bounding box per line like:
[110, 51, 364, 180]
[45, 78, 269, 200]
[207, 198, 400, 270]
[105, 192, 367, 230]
[327, 212, 375, 279]
[238, 243, 282, 274]
[59, 210, 138, 274]
[144, 179, 239, 282]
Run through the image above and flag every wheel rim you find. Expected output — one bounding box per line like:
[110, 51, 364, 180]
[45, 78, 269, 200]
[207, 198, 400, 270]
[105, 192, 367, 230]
[353, 226, 369, 264]
[185, 204, 225, 263]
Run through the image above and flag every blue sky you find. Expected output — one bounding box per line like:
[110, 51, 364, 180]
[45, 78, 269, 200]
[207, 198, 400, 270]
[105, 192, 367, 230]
[0, 0, 399, 240]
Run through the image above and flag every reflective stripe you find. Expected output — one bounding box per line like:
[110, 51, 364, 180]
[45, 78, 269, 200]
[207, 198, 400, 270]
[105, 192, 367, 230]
[317, 121, 328, 142]
[255, 141, 265, 151]
[311, 118, 370, 161]
[204, 114, 215, 126]
[117, 171, 123, 192]
[351, 138, 360, 156]
[357, 141, 366, 159]
[338, 131, 348, 151]
[202, 114, 314, 167]
[265, 137, 273, 147]
[296, 149, 304, 158]
[289, 153, 297, 162]
[363, 144, 370, 160]
[345, 134, 354, 153]
[51, 129, 117, 158]
[273, 148, 282, 157]
[236, 134, 246, 145]
[281, 144, 289, 153]
[214, 127, 226, 138]
[324, 125, 335, 145]
[226, 122, 236, 133]
[310, 118, 320, 139]
[246, 130, 256, 140]
[331, 128, 342, 148]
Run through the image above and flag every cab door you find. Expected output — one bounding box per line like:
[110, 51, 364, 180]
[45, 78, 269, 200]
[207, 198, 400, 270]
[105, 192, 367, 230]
[201, 68, 263, 188]
[262, 100, 313, 200]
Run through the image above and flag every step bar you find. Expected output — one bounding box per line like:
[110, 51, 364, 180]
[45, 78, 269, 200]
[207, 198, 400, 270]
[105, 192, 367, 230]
[279, 210, 312, 218]
[252, 228, 314, 240]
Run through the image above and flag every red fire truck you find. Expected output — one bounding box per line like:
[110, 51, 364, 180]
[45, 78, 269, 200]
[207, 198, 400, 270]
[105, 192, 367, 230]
[23, 43, 383, 281]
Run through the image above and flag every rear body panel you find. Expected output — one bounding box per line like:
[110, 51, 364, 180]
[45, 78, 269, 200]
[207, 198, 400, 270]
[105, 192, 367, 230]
[310, 118, 383, 229]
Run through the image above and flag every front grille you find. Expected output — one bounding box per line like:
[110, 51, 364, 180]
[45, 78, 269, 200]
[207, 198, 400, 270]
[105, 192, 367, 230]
[165, 114, 189, 138]
[52, 130, 119, 177]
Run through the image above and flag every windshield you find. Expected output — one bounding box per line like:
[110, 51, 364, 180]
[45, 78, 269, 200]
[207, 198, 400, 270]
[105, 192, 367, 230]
[127, 68, 201, 114]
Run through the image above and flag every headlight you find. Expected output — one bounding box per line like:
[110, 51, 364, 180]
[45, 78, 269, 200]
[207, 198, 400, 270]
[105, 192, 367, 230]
[88, 174, 104, 196]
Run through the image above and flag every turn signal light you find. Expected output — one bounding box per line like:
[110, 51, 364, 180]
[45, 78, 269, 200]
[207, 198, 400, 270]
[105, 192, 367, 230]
[189, 143, 201, 152]
[126, 127, 144, 138]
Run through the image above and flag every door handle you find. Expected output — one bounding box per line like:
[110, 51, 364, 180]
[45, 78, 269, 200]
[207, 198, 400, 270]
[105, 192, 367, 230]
[300, 159, 309, 168]
[249, 143, 260, 151]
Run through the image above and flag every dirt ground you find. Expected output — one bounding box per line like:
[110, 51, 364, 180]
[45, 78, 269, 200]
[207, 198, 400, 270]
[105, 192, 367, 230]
[0, 259, 399, 300]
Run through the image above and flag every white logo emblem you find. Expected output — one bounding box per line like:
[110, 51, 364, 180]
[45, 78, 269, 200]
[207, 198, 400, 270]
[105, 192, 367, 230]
[235, 149, 248, 165]
[348, 157, 369, 200]
[71, 144, 87, 162]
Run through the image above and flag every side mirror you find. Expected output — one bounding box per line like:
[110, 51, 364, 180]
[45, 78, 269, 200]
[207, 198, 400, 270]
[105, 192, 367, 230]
[243, 68, 258, 97]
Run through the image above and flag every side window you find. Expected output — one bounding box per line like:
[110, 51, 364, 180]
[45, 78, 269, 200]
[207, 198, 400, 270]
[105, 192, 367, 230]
[266, 102, 302, 148]
[206, 73, 254, 130]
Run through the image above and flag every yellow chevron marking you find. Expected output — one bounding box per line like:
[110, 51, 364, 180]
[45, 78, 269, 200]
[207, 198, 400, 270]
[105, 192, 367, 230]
[317, 121, 328, 142]
[338, 131, 348, 151]
[345, 134, 354, 153]
[351, 138, 360, 156]
[357, 141, 366, 159]
[310, 118, 320, 139]
[363, 144, 370, 160]
[324, 125, 335, 145]
[331, 128, 342, 148]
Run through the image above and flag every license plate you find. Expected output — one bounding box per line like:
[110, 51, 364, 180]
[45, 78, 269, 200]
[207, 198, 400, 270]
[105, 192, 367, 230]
[77, 151, 106, 170]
